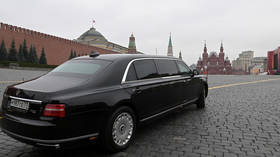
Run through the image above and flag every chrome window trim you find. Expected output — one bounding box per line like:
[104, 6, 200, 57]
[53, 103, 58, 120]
[122, 75, 190, 88]
[161, 75, 181, 79]
[9, 96, 42, 104]
[121, 58, 183, 84]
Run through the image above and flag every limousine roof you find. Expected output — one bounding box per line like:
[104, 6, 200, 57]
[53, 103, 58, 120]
[73, 54, 178, 62]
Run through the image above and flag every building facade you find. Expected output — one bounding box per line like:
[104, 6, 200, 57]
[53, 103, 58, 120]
[249, 57, 267, 74]
[267, 47, 280, 74]
[232, 51, 254, 73]
[196, 42, 232, 74]
[251, 57, 267, 67]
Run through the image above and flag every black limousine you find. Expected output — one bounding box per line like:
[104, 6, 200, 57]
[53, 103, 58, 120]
[1, 53, 208, 152]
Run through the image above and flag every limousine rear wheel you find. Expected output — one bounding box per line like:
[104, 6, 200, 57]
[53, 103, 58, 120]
[103, 106, 136, 152]
[196, 88, 206, 109]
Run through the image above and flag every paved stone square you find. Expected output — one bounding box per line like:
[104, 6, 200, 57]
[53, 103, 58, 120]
[0, 68, 280, 157]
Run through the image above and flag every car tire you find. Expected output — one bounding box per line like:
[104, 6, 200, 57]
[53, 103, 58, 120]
[101, 106, 136, 152]
[196, 87, 206, 109]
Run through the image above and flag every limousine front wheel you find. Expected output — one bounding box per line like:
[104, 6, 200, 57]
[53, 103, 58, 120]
[196, 88, 206, 109]
[103, 106, 136, 152]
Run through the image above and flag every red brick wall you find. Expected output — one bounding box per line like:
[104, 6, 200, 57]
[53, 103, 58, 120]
[0, 23, 119, 65]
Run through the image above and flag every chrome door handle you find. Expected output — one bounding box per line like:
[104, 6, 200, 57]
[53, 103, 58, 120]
[134, 88, 142, 94]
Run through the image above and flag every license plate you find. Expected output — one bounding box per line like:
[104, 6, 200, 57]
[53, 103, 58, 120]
[10, 99, 30, 111]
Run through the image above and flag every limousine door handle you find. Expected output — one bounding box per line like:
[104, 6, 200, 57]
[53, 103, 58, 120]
[133, 88, 142, 94]
[179, 80, 187, 83]
[169, 80, 186, 85]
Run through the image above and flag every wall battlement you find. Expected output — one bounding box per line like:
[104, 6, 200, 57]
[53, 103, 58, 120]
[0, 23, 82, 45]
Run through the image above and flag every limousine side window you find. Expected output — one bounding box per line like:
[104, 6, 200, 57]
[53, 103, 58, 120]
[155, 59, 179, 77]
[126, 64, 138, 81]
[133, 59, 159, 80]
[177, 61, 192, 75]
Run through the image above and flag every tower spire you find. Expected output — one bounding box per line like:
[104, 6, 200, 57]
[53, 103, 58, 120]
[204, 40, 207, 53]
[168, 33, 172, 47]
[179, 51, 182, 60]
[220, 40, 224, 53]
[167, 33, 173, 56]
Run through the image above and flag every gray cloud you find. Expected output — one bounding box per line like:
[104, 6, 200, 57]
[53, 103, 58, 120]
[1, 0, 280, 64]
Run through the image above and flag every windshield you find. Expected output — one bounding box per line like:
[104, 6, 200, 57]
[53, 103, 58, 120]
[50, 59, 111, 75]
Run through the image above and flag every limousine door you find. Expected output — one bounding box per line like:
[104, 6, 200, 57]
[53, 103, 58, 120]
[176, 61, 197, 103]
[126, 59, 167, 120]
[154, 59, 183, 109]
[132, 81, 167, 119]
[188, 76, 202, 101]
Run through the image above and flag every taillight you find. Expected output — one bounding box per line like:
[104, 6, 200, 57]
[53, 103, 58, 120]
[43, 104, 65, 118]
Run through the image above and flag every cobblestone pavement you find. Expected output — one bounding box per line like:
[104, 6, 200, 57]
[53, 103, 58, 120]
[1, 68, 280, 157]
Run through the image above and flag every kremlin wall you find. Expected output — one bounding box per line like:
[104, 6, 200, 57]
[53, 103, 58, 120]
[0, 23, 136, 65]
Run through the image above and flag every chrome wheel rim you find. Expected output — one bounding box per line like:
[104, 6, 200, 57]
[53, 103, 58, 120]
[112, 112, 134, 146]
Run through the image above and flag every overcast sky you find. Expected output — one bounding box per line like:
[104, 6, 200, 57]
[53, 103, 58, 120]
[1, 0, 280, 64]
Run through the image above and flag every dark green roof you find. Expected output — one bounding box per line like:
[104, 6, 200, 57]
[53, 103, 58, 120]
[78, 27, 107, 41]
[168, 35, 172, 47]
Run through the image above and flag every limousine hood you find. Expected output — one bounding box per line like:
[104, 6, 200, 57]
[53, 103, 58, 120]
[14, 75, 87, 93]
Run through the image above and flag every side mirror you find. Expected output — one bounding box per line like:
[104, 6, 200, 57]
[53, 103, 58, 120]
[193, 69, 200, 75]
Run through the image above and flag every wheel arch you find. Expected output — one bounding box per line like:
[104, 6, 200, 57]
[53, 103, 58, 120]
[203, 82, 208, 97]
[111, 100, 139, 124]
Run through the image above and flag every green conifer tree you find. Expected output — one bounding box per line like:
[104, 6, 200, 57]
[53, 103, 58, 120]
[39, 48, 47, 64]
[29, 46, 38, 64]
[33, 47, 39, 64]
[0, 40, 8, 61]
[69, 49, 74, 60]
[8, 40, 17, 61]
[73, 51, 77, 58]
[28, 45, 33, 63]
[18, 44, 24, 62]
[22, 39, 28, 61]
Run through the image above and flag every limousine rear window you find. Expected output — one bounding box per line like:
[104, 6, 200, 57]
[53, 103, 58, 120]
[51, 59, 111, 75]
[155, 60, 179, 77]
[126, 64, 137, 81]
[133, 59, 159, 80]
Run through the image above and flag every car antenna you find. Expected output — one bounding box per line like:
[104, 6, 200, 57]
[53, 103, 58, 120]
[90, 51, 100, 57]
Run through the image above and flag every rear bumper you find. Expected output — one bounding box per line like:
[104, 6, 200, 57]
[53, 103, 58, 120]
[2, 128, 98, 148]
[0, 114, 102, 148]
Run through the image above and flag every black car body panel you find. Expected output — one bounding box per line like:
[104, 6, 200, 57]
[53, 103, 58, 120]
[1, 54, 208, 148]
